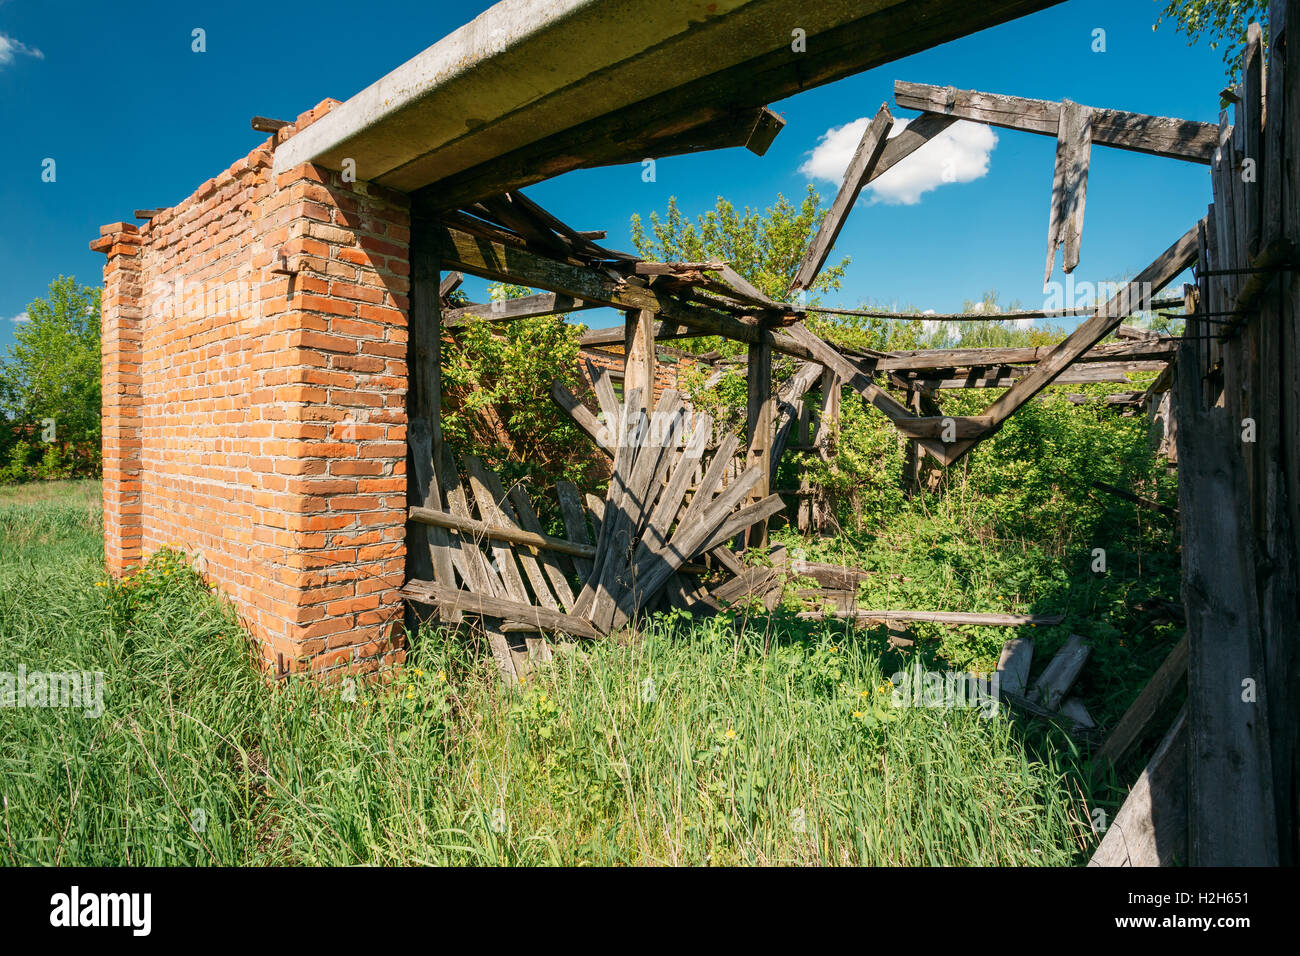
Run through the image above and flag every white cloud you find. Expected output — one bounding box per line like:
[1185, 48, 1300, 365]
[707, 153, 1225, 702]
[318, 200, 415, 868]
[10, 312, 29, 324]
[0, 33, 44, 67]
[799, 116, 997, 205]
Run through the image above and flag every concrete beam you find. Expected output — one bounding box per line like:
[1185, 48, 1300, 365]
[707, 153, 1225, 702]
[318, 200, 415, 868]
[274, 0, 1064, 195]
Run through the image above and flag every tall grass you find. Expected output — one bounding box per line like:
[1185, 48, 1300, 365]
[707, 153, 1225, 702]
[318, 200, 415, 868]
[0, 485, 1095, 865]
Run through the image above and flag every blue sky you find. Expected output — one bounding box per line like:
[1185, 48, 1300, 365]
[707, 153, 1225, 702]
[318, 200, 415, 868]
[0, 0, 1226, 351]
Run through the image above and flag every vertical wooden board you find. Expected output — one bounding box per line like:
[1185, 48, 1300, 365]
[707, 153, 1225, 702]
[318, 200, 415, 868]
[1061, 102, 1093, 275]
[1043, 99, 1094, 280]
[463, 456, 539, 609]
[1175, 341, 1279, 865]
[508, 483, 578, 611]
[406, 228, 458, 617]
[623, 308, 656, 411]
[486, 625, 520, 685]
[995, 637, 1034, 699]
[436, 448, 503, 598]
[556, 479, 595, 582]
[745, 339, 774, 548]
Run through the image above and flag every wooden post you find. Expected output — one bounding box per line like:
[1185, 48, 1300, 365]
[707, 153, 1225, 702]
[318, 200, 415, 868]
[624, 308, 656, 414]
[903, 386, 921, 495]
[406, 218, 457, 621]
[745, 339, 774, 548]
[815, 368, 840, 532]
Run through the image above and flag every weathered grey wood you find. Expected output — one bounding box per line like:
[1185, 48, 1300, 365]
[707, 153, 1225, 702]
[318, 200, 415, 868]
[584, 358, 623, 435]
[877, 339, 1178, 372]
[714, 566, 782, 605]
[1175, 338, 1279, 865]
[613, 487, 784, 628]
[638, 411, 711, 555]
[550, 378, 615, 457]
[1059, 697, 1096, 729]
[995, 637, 1034, 698]
[1093, 634, 1188, 775]
[1089, 708, 1188, 867]
[555, 479, 595, 582]
[463, 456, 536, 610]
[590, 390, 685, 631]
[941, 222, 1201, 465]
[624, 309, 656, 410]
[1028, 634, 1091, 711]
[678, 433, 739, 531]
[789, 103, 894, 294]
[406, 228, 458, 619]
[783, 322, 952, 461]
[745, 339, 774, 547]
[895, 81, 1218, 163]
[892, 415, 992, 440]
[795, 609, 1063, 626]
[401, 580, 597, 640]
[1044, 99, 1093, 284]
[445, 291, 598, 326]
[505, 482, 575, 612]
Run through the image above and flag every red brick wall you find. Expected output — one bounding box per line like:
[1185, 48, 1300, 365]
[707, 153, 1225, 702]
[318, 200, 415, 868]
[93, 100, 411, 676]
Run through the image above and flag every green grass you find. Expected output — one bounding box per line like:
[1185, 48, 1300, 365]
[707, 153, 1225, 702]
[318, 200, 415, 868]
[0, 481, 1102, 865]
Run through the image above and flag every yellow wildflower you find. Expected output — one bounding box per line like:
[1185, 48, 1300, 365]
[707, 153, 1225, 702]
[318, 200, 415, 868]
[724, 728, 737, 740]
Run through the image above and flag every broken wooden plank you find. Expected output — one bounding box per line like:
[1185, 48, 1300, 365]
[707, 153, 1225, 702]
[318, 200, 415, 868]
[940, 221, 1201, 465]
[551, 379, 615, 456]
[1175, 338, 1278, 865]
[797, 609, 1063, 627]
[401, 580, 597, 640]
[894, 81, 1218, 163]
[445, 291, 598, 325]
[1028, 634, 1091, 711]
[875, 339, 1178, 372]
[789, 103, 894, 295]
[1044, 99, 1093, 285]
[555, 479, 595, 583]
[1092, 634, 1189, 776]
[995, 637, 1034, 698]
[1089, 708, 1188, 867]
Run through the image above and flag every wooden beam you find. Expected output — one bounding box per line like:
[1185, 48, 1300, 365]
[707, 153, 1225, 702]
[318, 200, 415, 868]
[875, 339, 1178, 373]
[434, 218, 822, 361]
[550, 380, 614, 457]
[797, 609, 1064, 626]
[405, 224, 457, 614]
[624, 309, 656, 408]
[745, 339, 774, 547]
[789, 103, 894, 295]
[251, 116, 291, 133]
[445, 292, 597, 326]
[940, 222, 1201, 464]
[401, 579, 597, 640]
[892, 415, 992, 440]
[895, 81, 1218, 163]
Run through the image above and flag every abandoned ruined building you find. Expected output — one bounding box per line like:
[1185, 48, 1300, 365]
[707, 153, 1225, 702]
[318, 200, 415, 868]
[93, 0, 1300, 865]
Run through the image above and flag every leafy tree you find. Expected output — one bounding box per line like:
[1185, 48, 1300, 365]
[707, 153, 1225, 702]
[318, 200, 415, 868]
[1155, 0, 1268, 78]
[440, 282, 599, 515]
[0, 276, 102, 481]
